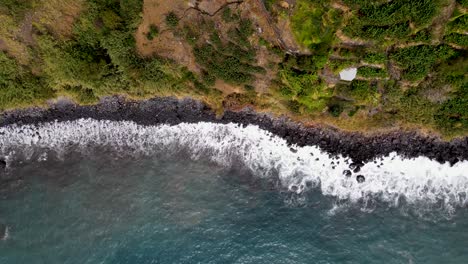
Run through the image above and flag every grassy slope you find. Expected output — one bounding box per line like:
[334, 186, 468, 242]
[0, 0, 467, 138]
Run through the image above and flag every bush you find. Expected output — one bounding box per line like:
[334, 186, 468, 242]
[146, 24, 159, 40]
[342, 0, 442, 41]
[357, 66, 387, 78]
[291, 0, 342, 48]
[0, 51, 54, 109]
[166, 12, 179, 28]
[446, 15, 468, 32]
[0, 0, 33, 20]
[192, 18, 262, 85]
[328, 103, 344, 117]
[435, 96, 468, 130]
[349, 80, 377, 101]
[390, 45, 457, 81]
[413, 29, 432, 42]
[362, 52, 386, 64]
[222, 7, 239, 23]
[457, 0, 468, 8]
[444, 33, 468, 47]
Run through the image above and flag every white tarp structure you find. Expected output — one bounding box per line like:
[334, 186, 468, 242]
[339, 67, 357, 81]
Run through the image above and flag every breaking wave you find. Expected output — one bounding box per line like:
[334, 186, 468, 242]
[1, 119, 467, 212]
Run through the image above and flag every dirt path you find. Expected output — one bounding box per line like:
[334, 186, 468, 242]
[431, 0, 457, 42]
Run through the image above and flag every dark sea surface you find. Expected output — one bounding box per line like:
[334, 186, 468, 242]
[1, 120, 468, 263]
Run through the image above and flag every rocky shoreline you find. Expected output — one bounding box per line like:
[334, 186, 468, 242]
[1, 96, 467, 165]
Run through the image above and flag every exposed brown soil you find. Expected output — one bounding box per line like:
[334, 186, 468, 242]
[18, 12, 34, 45]
[135, 0, 199, 72]
[253, 46, 280, 94]
[0, 39, 6, 51]
[431, 0, 457, 42]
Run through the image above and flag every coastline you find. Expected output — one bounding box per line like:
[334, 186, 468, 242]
[1, 96, 467, 164]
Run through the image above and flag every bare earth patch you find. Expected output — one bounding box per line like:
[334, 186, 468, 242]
[136, 0, 199, 73]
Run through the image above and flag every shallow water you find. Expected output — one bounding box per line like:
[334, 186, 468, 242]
[1, 120, 468, 263]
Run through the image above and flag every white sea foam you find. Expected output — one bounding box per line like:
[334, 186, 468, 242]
[1, 119, 467, 210]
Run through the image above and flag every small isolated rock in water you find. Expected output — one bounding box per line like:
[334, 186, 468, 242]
[343, 170, 352, 177]
[0, 224, 7, 240]
[356, 175, 365, 183]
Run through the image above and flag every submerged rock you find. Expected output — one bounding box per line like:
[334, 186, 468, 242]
[0, 223, 6, 240]
[356, 175, 365, 183]
[0, 160, 5, 170]
[343, 170, 352, 177]
[349, 162, 364, 171]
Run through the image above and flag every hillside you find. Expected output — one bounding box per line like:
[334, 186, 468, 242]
[0, 0, 467, 137]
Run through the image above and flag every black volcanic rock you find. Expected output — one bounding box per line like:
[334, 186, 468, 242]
[356, 175, 365, 183]
[0, 223, 6, 240]
[0, 96, 467, 164]
[343, 170, 352, 177]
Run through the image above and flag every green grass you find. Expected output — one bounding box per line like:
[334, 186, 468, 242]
[291, 0, 342, 49]
[342, 0, 442, 42]
[146, 24, 159, 40]
[362, 52, 386, 64]
[390, 45, 457, 81]
[444, 33, 468, 47]
[357, 66, 387, 78]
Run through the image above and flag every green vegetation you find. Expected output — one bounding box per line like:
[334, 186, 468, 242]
[390, 45, 457, 81]
[444, 33, 468, 47]
[0, 0, 467, 137]
[291, 0, 342, 49]
[146, 24, 159, 40]
[275, 54, 333, 113]
[357, 66, 387, 78]
[0, 51, 54, 108]
[343, 0, 442, 42]
[362, 52, 386, 64]
[191, 17, 264, 86]
[165, 12, 179, 28]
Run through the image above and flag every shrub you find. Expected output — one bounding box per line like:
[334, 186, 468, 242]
[221, 7, 239, 23]
[291, 0, 342, 48]
[357, 66, 387, 78]
[165, 12, 179, 28]
[362, 52, 386, 64]
[349, 80, 377, 101]
[390, 45, 457, 81]
[146, 24, 159, 40]
[342, 0, 442, 41]
[413, 29, 432, 42]
[435, 96, 468, 130]
[0, 51, 54, 109]
[444, 33, 468, 47]
[446, 14, 468, 32]
[328, 103, 344, 117]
